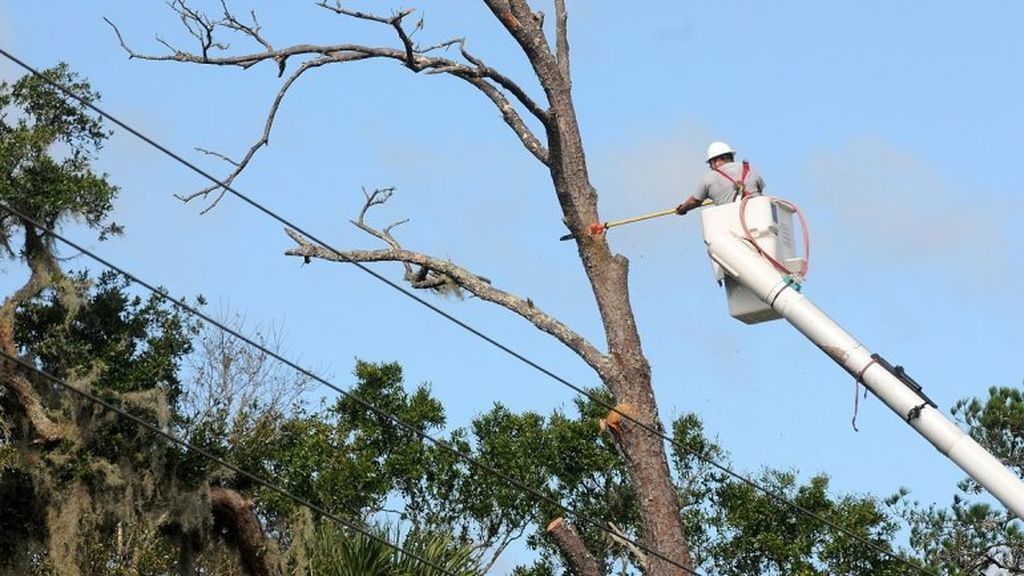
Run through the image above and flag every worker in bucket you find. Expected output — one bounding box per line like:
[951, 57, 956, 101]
[675, 141, 765, 215]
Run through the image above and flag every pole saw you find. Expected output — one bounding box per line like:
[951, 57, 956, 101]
[558, 202, 723, 241]
[559, 208, 677, 241]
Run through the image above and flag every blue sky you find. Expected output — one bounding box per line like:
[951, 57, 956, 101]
[4, 0, 1023, 568]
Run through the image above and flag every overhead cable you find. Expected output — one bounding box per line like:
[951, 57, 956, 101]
[0, 47, 935, 576]
[0, 199, 705, 575]
[0, 350, 462, 576]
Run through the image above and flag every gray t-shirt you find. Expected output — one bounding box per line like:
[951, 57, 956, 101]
[694, 161, 766, 205]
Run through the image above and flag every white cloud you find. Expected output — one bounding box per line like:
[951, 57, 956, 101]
[805, 137, 1012, 281]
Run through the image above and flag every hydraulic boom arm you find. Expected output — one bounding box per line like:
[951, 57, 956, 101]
[705, 228, 1024, 519]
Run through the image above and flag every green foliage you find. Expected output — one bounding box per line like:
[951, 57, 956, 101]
[0, 62, 120, 249]
[669, 411, 730, 564]
[425, 391, 635, 572]
[462, 406, 557, 528]
[500, 407, 911, 575]
[705, 471, 907, 575]
[394, 528, 481, 576]
[895, 493, 1024, 575]
[893, 385, 1024, 575]
[1, 271, 201, 571]
[14, 271, 197, 404]
[509, 563, 556, 576]
[306, 523, 481, 576]
[231, 360, 447, 523]
[953, 386, 1024, 477]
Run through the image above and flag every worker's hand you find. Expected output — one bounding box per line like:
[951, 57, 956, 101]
[588, 222, 606, 236]
[675, 203, 688, 215]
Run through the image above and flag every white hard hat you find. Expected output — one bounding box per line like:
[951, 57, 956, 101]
[706, 141, 735, 162]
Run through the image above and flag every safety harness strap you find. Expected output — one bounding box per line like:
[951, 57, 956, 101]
[714, 160, 752, 201]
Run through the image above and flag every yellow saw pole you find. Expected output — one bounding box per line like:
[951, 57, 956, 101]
[559, 202, 711, 241]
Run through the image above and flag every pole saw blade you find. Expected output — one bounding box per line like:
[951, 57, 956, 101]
[558, 207, 680, 242]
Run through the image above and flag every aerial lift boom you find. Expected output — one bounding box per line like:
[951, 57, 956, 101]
[701, 197, 1024, 520]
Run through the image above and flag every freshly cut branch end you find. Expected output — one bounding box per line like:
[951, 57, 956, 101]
[601, 403, 638, 435]
[547, 516, 601, 576]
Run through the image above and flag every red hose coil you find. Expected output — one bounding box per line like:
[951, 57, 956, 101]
[738, 195, 810, 279]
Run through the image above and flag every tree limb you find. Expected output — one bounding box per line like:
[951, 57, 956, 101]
[554, 0, 571, 89]
[477, 523, 528, 575]
[210, 485, 283, 576]
[283, 219, 610, 378]
[546, 517, 600, 576]
[105, 1, 551, 209]
[606, 521, 649, 572]
[482, 0, 563, 97]
[0, 225, 67, 444]
[459, 74, 548, 164]
[175, 56, 334, 212]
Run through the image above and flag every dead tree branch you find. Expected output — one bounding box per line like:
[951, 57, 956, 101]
[554, 0, 571, 89]
[174, 56, 333, 212]
[606, 521, 649, 572]
[283, 193, 610, 378]
[106, 1, 551, 210]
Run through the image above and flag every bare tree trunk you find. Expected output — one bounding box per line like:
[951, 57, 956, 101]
[209, 486, 283, 576]
[482, 3, 693, 572]
[551, 100, 693, 576]
[117, 2, 696, 573]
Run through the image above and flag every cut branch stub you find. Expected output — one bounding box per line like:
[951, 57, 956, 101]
[599, 403, 639, 436]
[546, 517, 600, 576]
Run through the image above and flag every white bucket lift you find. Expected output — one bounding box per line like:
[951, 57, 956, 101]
[700, 196, 805, 324]
[697, 196, 1024, 520]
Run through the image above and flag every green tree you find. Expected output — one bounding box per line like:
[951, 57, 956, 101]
[0, 65, 271, 576]
[2, 272, 200, 575]
[703, 471, 906, 575]
[0, 62, 121, 246]
[0, 63, 147, 573]
[228, 360, 446, 524]
[306, 524, 481, 576]
[458, 401, 912, 575]
[893, 386, 1024, 575]
[0, 62, 120, 445]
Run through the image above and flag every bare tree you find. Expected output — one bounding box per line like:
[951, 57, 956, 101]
[180, 310, 312, 445]
[111, 2, 693, 574]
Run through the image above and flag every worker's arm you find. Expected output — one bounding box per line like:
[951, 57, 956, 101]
[675, 195, 704, 215]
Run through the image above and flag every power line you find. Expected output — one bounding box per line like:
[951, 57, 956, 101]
[0, 200, 705, 575]
[0, 350, 463, 576]
[0, 48, 935, 576]
[1, 47, 930, 575]
[0, 49, 708, 576]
